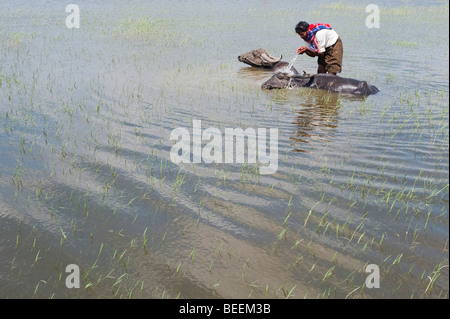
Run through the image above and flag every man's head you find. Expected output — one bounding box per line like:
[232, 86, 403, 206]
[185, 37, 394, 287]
[295, 21, 310, 40]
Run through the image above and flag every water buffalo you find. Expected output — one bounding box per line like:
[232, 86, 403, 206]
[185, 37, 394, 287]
[238, 48, 299, 74]
[261, 71, 379, 96]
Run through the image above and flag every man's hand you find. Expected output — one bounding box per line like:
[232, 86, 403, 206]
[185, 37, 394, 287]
[297, 47, 322, 58]
[297, 47, 308, 55]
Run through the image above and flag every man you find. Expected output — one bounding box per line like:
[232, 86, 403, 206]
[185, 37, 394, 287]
[295, 21, 343, 75]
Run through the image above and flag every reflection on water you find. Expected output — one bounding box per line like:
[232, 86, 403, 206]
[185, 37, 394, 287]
[290, 92, 341, 153]
[236, 66, 275, 83]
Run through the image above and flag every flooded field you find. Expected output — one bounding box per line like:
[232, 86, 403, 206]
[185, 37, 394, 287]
[0, 0, 448, 299]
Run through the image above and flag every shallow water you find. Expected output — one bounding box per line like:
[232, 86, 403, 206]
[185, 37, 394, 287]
[0, 0, 448, 299]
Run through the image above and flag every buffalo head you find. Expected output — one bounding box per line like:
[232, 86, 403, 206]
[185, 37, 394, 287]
[261, 72, 312, 90]
[238, 48, 283, 68]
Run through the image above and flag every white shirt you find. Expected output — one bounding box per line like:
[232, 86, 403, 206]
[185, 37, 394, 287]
[308, 29, 339, 53]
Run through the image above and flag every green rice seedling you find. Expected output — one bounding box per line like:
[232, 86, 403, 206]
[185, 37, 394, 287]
[190, 246, 196, 263]
[423, 262, 449, 296]
[208, 260, 213, 273]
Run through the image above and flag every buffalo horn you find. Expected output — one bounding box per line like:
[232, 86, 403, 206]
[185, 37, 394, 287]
[261, 53, 282, 63]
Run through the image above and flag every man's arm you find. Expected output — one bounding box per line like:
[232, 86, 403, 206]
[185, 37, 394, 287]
[297, 46, 324, 58]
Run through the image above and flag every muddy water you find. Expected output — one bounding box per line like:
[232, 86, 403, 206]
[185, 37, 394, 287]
[0, 0, 448, 298]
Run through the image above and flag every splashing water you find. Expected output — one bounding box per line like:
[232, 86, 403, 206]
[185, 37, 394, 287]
[280, 55, 298, 89]
[280, 54, 298, 73]
[287, 77, 295, 89]
[286, 54, 298, 70]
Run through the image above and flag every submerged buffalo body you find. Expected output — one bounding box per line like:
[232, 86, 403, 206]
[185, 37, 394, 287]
[261, 72, 379, 96]
[238, 48, 299, 74]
